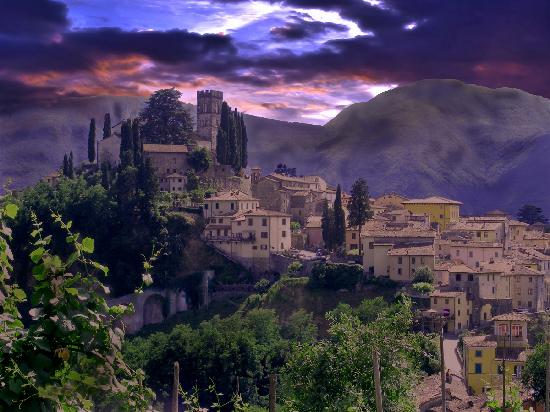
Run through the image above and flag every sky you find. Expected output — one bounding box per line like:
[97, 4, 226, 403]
[1, 0, 550, 123]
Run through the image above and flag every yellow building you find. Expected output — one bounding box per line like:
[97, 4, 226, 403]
[463, 312, 530, 395]
[203, 191, 260, 219]
[429, 290, 470, 333]
[402, 196, 462, 230]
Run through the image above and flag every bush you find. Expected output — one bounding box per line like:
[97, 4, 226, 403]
[412, 266, 434, 284]
[309, 263, 362, 290]
[365, 276, 398, 289]
[254, 278, 271, 293]
[412, 282, 435, 295]
[287, 261, 303, 276]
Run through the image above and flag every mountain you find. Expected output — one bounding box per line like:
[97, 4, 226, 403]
[245, 79, 550, 214]
[2, 79, 550, 214]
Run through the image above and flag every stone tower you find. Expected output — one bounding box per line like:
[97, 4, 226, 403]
[196, 90, 223, 158]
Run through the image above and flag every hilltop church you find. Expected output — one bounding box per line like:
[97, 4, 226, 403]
[97, 89, 250, 194]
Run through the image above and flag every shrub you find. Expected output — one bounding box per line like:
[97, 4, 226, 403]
[254, 278, 271, 293]
[309, 263, 362, 290]
[287, 260, 303, 276]
[412, 282, 435, 295]
[412, 266, 434, 284]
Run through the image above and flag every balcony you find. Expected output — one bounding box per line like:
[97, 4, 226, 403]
[204, 233, 256, 242]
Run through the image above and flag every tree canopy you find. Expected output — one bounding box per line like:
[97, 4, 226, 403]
[517, 204, 548, 225]
[139, 88, 193, 144]
[347, 178, 373, 231]
[87, 118, 96, 163]
[216, 102, 248, 171]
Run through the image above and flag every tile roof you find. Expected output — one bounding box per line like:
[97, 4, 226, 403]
[363, 228, 437, 238]
[143, 144, 189, 153]
[430, 290, 465, 298]
[449, 240, 503, 248]
[462, 335, 497, 348]
[508, 219, 529, 227]
[240, 208, 291, 217]
[446, 221, 502, 231]
[448, 264, 478, 273]
[387, 245, 434, 256]
[402, 196, 462, 205]
[492, 312, 531, 322]
[206, 191, 259, 201]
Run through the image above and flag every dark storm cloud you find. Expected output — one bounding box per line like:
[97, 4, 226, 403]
[0, 0, 69, 37]
[270, 15, 347, 40]
[0, 78, 63, 113]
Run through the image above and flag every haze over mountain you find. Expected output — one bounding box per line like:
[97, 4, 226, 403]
[2, 79, 550, 214]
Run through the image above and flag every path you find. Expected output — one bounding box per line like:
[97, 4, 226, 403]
[443, 335, 462, 373]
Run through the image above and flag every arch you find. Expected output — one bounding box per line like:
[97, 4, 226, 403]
[143, 294, 166, 326]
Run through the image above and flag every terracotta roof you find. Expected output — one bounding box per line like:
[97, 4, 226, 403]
[402, 196, 462, 205]
[143, 144, 189, 153]
[430, 290, 465, 298]
[387, 245, 434, 256]
[449, 240, 503, 248]
[462, 335, 497, 348]
[508, 219, 529, 227]
[446, 221, 502, 231]
[239, 208, 291, 218]
[492, 312, 531, 322]
[363, 228, 436, 238]
[206, 191, 259, 201]
[448, 264, 478, 274]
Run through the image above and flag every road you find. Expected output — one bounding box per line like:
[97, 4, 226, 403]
[443, 335, 462, 373]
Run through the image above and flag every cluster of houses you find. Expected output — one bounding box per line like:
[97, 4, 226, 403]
[40, 88, 550, 399]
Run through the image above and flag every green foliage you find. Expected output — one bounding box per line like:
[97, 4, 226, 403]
[139, 88, 193, 144]
[517, 204, 548, 225]
[522, 342, 548, 402]
[321, 199, 334, 250]
[365, 276, 398, 289]
[412, 266, 435, 284]
[412, 282, 435, 294]
[188, 147, 212, 173]
[216, 102, 248, 172]
[333, 184, 346, 248]
[309, 263, 362, 290]
[486, 383, 527, 411]
[290, 221, 300, 232]
[124, 309, 286, 408]
[347, 178, 373, 230]
[103, 112, 111, 138]
[0, 206, 154, 410]
[282, 309, 317, 344]
[87, 118, 96, 163]
[63, 152, 75, 179]
[186, 170, 200, 192]
[287, 261, 302, 276]
[254, 278, 271, 294]
[281, 298, 419, 411]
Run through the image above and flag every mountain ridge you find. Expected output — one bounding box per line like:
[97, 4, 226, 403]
[2, 79, 550, 213]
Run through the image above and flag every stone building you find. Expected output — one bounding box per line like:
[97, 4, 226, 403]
[143, 144, 189, 193]
[196, 89, 223, 157]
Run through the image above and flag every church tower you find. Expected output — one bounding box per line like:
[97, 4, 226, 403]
[196, 90, 223, 158]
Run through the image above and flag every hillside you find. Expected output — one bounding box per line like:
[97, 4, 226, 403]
[3, 79, 550, 213]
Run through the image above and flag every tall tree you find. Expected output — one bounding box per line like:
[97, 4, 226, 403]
[347, 178, 373, 242]
[188, 147, 211, 173]
[517, 204, 548, 225]
[229, 108, 241, 171]
[62, 154, 69, 177]
[139, 88, 192, 144]
[119, 120, 134, 169]
[132, 118, 142, 165]
[68, 152, 74, 179]
[240, 113, 248, 169]
[333, 185, 346, 248]
[87, 118, 96, 163]
[321, 199, 334, 250]
[101, 161, 111, 189]
[216, 102, 231, 164]
[103, 112, 111, 138]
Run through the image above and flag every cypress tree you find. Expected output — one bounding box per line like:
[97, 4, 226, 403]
[132, 118, 142, 165]
[240, 113, 248, 169]
[333, 184, 346, 248]
[119, 119, 134, 168]
[68, 152, 74, 179]
[62, 154, 69, 177]
[103, 113, 111, 138]
[321, 199, 334, 251]
[101, 161, 111, 189]
[216, 102, 231, 164]
[231, 108, 241, 171]
[88, 118, 96, 163]
[347, 178, 373, 249]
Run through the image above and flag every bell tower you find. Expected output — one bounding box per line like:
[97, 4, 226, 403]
[196, 90, 223, 158]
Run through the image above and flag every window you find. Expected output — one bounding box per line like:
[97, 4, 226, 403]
[369, 242, 374, 249]
[444, 299, 449, 304]
[411, 257, 416, 264]
[456, 274, 462, 282]
[475, 364, 482, 374]
[484, 232, 489, 238]
[512, 324, 522, 337]
[282, 231, 287, 237]
[458, 310, 461, 316]
[492, 287, 495, 294]
[237, 221, 242, 226]
[469, 251, 473, 258]
[498, 324, 508, 336]
[205, 204, 209, 210]
[476, 231, 481, 238]
[173, 168, 176, 173]
[262, 218, 267, 226]
[260, 245, 268, 250]
[397, 268, 402, 275]
[248, 218, 253, 226]
[475, 350, 482, 357]
[261, 232, 268, 238]
[398, 257, 403, 264]
[215, 203, 219, 209]
[352, 233, 357, 240]
[166, 168, 170, 173]
[282, 218, 286, 225]
[218, 218, 223, 223]
[230, 203, 234, 210]
[458, 298, 461, 304]
[433, 298, 438, 304]
[178, 178, 182, 183]
[252, 245, 258, 250]
[529, 277, 533, 283]
[528, 301, 532, 308]
[468, 274, 474, 281]
[528, 288, 533, 295]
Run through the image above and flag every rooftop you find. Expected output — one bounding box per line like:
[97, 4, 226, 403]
[492, 312, 531, 322]
[143, 143, 189, 153]
[387, 245, 434, 256]
[430, 290, 465, 298]
[462, 335, 497, 348]
[206, 190, 259, 202]
[402, 196, 462, 205]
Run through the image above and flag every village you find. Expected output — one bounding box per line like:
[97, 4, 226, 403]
[39, 88, 550, 411]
